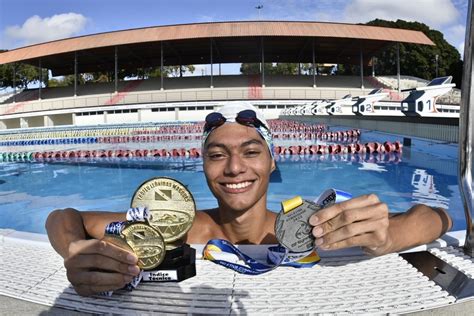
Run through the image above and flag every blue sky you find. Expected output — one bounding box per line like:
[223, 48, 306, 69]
[0, 0, 468, 56]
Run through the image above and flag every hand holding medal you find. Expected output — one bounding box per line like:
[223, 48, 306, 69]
[131, 177, 197, 283]
[203, 189, 352, 274]
[275, 189, 353, 253]
[101, 177, 197, 294]
[103, 220, 166, 270]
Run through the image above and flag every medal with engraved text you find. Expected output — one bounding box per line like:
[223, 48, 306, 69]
[130, 177, 197, 283]
[121, 222, 166, 270]
[275, 197, 322, 253]
[102, 234, 133, 253]
[130, 177, 196, 243]
[103, 221, 166, 270]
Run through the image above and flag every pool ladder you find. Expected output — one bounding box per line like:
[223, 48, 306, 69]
[459, 0, 474, 257]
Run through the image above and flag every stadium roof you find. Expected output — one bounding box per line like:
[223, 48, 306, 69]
[0, 21, 434, 76]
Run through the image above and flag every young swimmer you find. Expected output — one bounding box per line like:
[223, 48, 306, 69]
[46, 102, 452, 296]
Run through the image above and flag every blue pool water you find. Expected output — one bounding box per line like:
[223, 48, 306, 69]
[0, 131, 463, 234]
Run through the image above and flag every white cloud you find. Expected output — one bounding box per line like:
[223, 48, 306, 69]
[4, 13, 87, 47]
[257, 0, 346, 21]
[245, 0, 463, 31]
[445, 24, 466, 55]
[447, 24, 467, 40]
[343, 0, 459, 28]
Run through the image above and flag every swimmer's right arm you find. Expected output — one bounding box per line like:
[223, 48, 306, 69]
[46, 208, 125, 257]
[45, 209, 140, 296]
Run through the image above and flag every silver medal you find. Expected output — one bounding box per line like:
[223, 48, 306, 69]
[275, 200, 321, 252]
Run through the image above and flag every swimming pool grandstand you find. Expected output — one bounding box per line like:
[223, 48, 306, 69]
[0, 20, 450, 130]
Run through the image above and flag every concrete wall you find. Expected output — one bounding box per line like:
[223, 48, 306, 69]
[106, 112, 139, 124]
[140, 109, 176, 122]
[284, 115, 459, 143]
[51, 114, 73, 126]
[75, 113, 105, 126]
[3, 118, 20, 129]
[44, 116, 54, 127]
[27, 116, 44, 128]
[177, 109, 213, 122]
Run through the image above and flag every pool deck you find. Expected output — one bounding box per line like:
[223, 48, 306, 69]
[3, 295, 474, 316]
[1, 229, 474, 315]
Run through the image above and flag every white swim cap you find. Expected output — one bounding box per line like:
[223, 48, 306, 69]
[202, 101, 273, 157]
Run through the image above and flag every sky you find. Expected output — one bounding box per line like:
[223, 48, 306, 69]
[0, 0, 469, 63]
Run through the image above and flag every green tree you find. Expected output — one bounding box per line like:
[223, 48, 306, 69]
[82, 65, 195, 82]
[164, 65, 196, 77]
[0, 59, 48, 89]
[270, 63, 299, 75]
[366, 19, 463, 87]
[47, 75, 85, 87]
[240, 63, 272, 75]
[240, 62, 313, 75]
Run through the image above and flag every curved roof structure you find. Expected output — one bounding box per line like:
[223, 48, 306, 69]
[0, 21, 434, 76]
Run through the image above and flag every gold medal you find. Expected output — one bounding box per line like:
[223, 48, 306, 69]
[121, 222, 166, 270]
[130, 177, 196, 243]
[102, 234, 134, 253]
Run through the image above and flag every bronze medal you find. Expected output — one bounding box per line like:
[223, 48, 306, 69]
[130, 177, 196, 243]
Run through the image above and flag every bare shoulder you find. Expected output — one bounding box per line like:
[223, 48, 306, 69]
[186, 209, 224, 243]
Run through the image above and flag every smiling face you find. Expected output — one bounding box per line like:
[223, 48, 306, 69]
[203, 123, 275, 213]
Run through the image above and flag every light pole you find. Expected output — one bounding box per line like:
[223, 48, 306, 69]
[255, 5, 263, 20]
[435, 54, 439, 78]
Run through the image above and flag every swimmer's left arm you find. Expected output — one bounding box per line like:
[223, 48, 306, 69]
[309, 194, 452, 256]
[379, 204, 452, 255]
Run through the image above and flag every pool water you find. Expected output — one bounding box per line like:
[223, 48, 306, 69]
[0, 131, 463, 234]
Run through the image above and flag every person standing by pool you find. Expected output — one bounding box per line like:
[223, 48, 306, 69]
[46, 102, 452, 296]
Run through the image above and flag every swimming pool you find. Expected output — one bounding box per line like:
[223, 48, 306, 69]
[0, 129, 462, 234]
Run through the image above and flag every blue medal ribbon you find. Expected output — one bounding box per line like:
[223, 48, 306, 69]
[203, 239, 292, 275]
[315, 188, 352, 206]
[267, 245, 320, 268]
[203, 240, 317, 275]
[203, 189, 352, 275]
[104, 221, 126, 235]
[126, 206, 150, 222]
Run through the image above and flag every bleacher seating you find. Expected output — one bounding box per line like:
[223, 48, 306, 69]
[0, 90, 22, 103]
[375, 75, 429, 90]
[0, 75, 375, 105]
